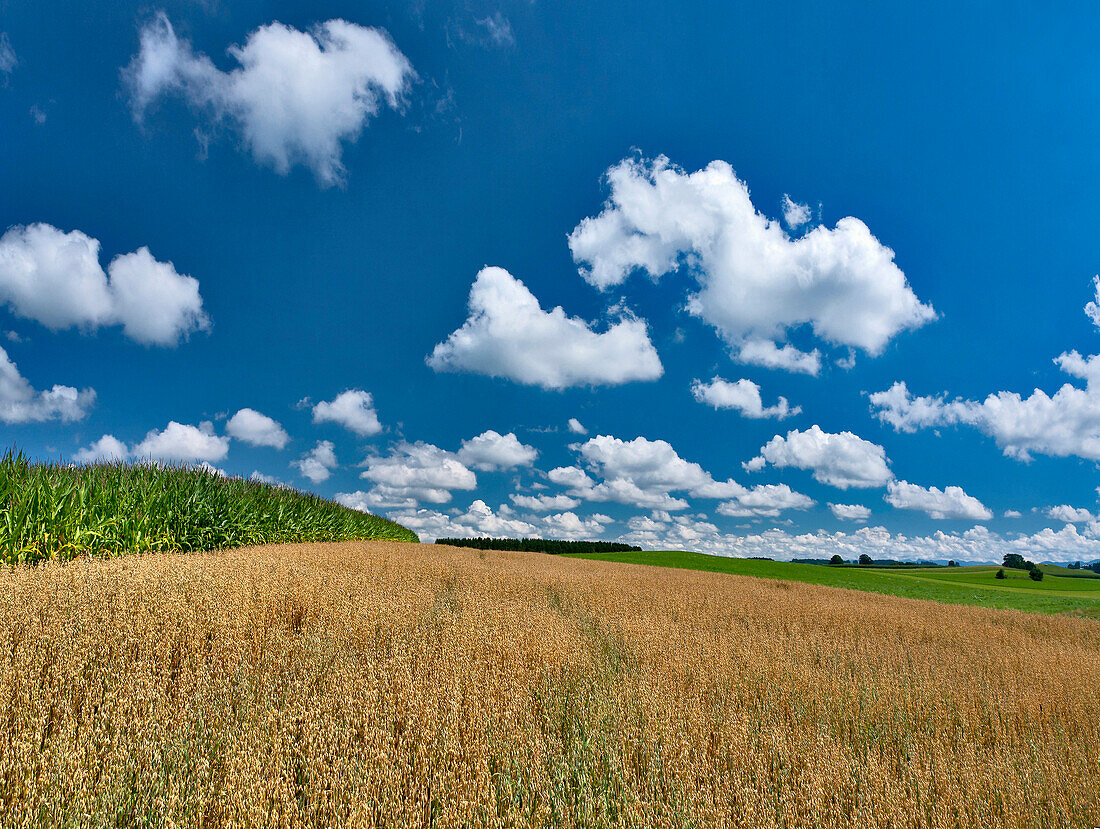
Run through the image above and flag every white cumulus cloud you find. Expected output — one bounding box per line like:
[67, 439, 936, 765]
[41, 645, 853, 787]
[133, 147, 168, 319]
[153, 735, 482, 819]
[1047, 505, 1095, 523]
[0, 223, 209, 346]
[692, 377, 799, 419]
[134, 421, 229, 463]
[74, 435, 129, 464]
[292, 440, 338, 483]
[830, 503, 872, 522]
[884, 480, 993, 521]
[226, 408, 289, 449]
[125, 14, 415, 186]
[456, 430, 537, 471]
[568, 156, 935, 361]
[359, 441, 476, 504]
[567, 417, 587, 435]
[734, 338, 822, 376]
[715, 484, 815, 518]
[0, 346, 95, 424]
[871, 354, 1100, 462]
[311, 389, 382, 436]
[747, 425, 893, 489]
[427, 267, 662, 390]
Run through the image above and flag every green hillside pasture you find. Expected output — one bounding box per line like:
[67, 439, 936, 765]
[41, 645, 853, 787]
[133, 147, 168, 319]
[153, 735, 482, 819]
[568, 551, 1100, 618]
[0, 451, 418, 563]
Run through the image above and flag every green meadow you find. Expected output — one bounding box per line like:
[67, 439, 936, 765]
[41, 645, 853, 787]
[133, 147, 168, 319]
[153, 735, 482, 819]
[569, 550, 1100, 618]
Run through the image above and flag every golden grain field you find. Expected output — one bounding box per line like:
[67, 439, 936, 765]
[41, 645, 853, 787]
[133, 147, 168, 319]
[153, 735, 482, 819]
[0, 541, 1097, 828]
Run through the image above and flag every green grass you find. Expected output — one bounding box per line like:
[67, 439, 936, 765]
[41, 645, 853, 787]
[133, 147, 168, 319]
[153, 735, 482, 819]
[568, 550, 1100, 618]
[0, 450, 417, 563]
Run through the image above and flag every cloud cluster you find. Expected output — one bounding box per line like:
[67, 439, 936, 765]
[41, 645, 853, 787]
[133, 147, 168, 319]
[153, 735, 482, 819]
[621, 521, 1100, 564]
[871, 352, 1100, 462]
[359, 441, 477, 504]
[77, 422, 229, 464]
[428, 267, 662, 389]
[0, 346, 95, 424]
[547, 433, 814, 517]
[746, 425, 893, 489]
[0, 224, 209, 346]
[510, 493, 582, 512]
[125, 14, 414, 186]
[692, 377, 799, 419]
[568, 156, 935, 364]
[311, 389, 382, 436]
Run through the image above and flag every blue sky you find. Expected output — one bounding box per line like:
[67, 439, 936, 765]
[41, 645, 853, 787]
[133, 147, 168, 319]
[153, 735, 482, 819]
[3, 0, 1100, 562]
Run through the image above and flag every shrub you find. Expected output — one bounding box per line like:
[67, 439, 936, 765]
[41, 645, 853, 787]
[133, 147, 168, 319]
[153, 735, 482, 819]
[1029, 568, 1044, 582]
[995, 569, 1006, 579]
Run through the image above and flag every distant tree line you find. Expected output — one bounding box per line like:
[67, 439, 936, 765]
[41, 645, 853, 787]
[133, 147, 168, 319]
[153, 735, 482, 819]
[435, 537, 643, 555]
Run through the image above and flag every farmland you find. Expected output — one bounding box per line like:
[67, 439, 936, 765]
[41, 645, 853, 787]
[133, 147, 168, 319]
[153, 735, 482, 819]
[0, 540, 1097, 827]
[569, 551, 1100, 618]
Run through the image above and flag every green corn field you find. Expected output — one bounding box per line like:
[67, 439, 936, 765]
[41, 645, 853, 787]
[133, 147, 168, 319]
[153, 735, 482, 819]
[0, 450, 417, 563]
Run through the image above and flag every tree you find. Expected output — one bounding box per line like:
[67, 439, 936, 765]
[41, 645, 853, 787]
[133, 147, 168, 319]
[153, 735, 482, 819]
[1003, 553, 1028, 570]
[1029, 567, 1044, 582]
[829, 554, 844, 565]
[947, 560, 958, 567]
[858, 554, 873, 565]
[995, 568, 1006, 579]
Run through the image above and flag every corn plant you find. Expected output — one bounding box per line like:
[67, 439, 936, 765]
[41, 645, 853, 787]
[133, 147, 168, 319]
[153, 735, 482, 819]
[0, 449, 417, 562]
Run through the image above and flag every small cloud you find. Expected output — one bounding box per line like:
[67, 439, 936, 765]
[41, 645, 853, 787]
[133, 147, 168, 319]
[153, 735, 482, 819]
[780, 194, 811, 230]
[0, 33, 16, 77]
[475, 12, 514, 47]
[29, 104, 46, 124]
[567, 417, 587, 435]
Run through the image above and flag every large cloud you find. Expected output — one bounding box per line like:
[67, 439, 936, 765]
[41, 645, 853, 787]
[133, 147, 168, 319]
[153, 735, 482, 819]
[226, 408, 289, 449]
[568, 157, 935, 364]
[0, 346, 95, 424]
[125, 14, 414, 186]
[692, 377, 799, 420]
[427, 267, 662, 390]
[456, 430, 537, 471]
[0, 224, 209, 346]
[884, 480, 993, 521]
[311, 389, 382, 436]
[359, 441, 477, 504]
[746, 425, 893, 489]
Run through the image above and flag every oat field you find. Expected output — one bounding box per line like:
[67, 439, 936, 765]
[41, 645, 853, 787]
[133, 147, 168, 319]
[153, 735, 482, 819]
[1, 541, 1097, 828]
